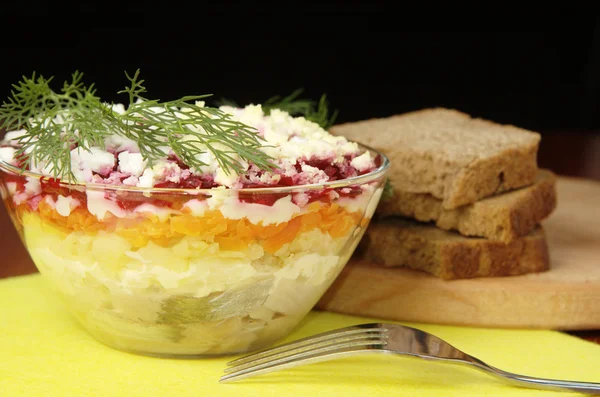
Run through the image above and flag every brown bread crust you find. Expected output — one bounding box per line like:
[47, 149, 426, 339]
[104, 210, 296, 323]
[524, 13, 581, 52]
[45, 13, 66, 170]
[330, 108, 541, 209]
[358, 218, 550, 280]
[377, 169, 557, 243]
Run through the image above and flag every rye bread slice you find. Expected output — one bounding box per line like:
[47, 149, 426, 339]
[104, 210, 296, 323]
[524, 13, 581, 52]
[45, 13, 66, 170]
[377, 169, 557, 243]
[330, 108, 541, 209]
[357, 217, 550, 280]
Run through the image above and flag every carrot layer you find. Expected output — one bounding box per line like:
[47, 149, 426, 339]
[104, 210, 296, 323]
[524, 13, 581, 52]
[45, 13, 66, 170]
[23, 199, 364, 254]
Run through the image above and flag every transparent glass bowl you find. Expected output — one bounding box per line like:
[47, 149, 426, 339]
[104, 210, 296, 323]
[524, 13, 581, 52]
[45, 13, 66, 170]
[0, 144, 389, 356]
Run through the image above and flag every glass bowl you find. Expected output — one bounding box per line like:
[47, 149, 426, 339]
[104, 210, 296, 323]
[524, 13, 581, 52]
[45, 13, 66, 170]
[0, 144, 389, 357]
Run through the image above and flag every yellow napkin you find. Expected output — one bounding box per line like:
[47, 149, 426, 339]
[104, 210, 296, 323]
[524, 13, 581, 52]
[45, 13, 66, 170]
[1, 274, 599, 396]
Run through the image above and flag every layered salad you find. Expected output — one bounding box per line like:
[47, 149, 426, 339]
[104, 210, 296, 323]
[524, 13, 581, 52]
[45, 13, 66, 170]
[0, 72, 387, 355]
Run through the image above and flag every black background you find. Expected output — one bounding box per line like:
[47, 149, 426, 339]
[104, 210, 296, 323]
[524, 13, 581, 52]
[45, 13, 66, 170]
[2, 5, 600, 134]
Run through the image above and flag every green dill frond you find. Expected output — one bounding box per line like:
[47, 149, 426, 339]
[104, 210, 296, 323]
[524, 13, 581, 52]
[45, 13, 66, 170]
[382, 179, 394, 201]
[306, 93, 339, 130]
[263, 88, 314, 116]
[263, 88, 339, 129]
[0, 71, 110, 180]
[218, 88, 339, 130]
[0, 69, 278, 181]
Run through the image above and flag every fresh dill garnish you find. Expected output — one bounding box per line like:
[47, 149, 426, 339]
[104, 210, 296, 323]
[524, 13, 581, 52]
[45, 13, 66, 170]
[217, 88, 339, 130]
[262, 88, 314, 116]
[305, 94, 339, 130]
[382, 179, 394, 201]
[0, 70, 277, 182]
[0, 71, 106, 180]
[264, 88, 339, 130]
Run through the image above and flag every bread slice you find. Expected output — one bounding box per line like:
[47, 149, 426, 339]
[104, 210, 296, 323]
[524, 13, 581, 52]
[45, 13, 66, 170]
[357, 218, 550, 280]
[377, 169, 557, 243]
[330, 108, 541, 209]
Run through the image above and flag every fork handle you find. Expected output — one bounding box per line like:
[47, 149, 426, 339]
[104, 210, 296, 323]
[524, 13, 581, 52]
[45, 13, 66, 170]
[466, 357, 600, 394]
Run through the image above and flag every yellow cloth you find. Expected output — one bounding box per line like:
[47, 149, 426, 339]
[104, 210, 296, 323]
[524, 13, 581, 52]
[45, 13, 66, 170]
[1, 274, 599, 396]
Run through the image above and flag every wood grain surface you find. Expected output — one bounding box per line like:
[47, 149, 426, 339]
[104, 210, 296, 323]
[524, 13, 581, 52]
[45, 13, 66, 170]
[317, 176, 600, 330]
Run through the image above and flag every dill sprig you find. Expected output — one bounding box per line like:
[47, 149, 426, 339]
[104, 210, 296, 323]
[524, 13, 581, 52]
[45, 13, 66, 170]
[382, 179, 394, 201]
[0, 71, 109, 180]
[263, 89, 339, 130]
[115, 70, 276, 175]
[217, 88, 339, 130]
[0, 70, 277, 181]
[262, 89, 314, 116]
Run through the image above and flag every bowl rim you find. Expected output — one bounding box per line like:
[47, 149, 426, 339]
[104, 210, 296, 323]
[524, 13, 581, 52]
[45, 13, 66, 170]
[0, 141, 390, 195]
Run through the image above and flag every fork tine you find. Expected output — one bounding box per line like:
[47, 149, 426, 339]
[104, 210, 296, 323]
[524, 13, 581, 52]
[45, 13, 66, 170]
[223, 331, 388, 374]
[220, 341, 385, 383]
[226, 323, 384, 367]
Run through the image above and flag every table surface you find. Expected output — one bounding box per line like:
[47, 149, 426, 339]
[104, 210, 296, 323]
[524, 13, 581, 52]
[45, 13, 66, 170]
[1, 131, 599, 344]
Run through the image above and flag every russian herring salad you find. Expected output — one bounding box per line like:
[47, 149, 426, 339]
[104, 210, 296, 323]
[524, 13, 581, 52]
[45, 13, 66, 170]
[0, 71, 387, 355]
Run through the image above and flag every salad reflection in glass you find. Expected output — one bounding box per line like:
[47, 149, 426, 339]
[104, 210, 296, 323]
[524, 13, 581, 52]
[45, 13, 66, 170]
[0, 71, 389, 356]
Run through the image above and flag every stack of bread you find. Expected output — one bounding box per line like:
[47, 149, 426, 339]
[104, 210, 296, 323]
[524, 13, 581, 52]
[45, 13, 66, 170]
[331, 108, 557, 280]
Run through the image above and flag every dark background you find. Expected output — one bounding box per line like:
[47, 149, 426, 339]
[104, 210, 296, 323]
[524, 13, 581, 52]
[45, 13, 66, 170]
[2, 6, 600, 134]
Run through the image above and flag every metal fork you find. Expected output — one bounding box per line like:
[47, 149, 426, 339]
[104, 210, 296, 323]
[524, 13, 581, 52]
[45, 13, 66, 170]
[220, 323, 600, 393]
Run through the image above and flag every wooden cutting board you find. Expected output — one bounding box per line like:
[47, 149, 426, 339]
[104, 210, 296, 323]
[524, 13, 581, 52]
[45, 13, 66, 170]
[317, 176, 600, 330]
